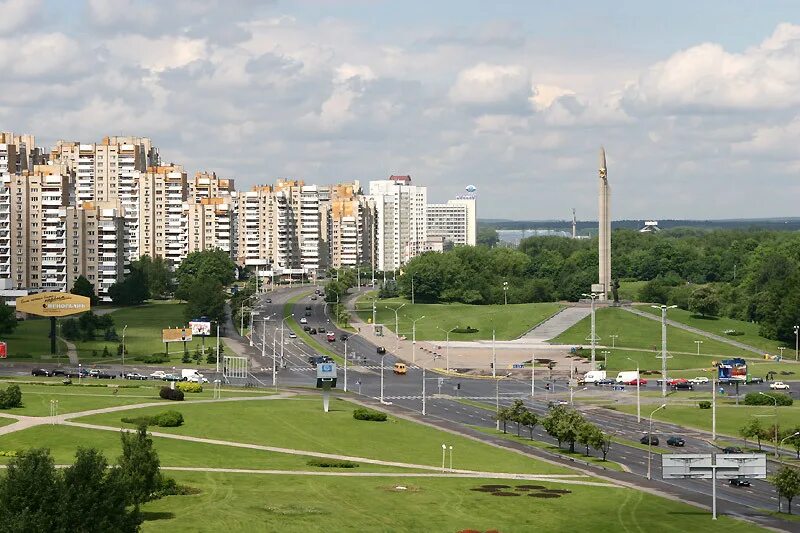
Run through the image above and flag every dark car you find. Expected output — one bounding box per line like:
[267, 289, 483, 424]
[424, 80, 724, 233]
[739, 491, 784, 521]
[51, 369, 66, 376]
[667, 436, 685, 447]
[748, 377, 764, 384]
[673, 382, 694, 391]
[319, 327, 326, 333]
[264, 298, 272, 304]
[63, 369, 83, 378]
[303, 325, 311, 331]
[305, 305, 312, 311]
[311, 296, 317, 301]
[95, 371, 115, 379]
[640, 434, 659, 446]
[723, 446, 743, 454]
[377, 346, 386, 354]
[729, 478, 751, 487]
[340, 334, 349, 341]
[596, 378, 616, 386]
[310, 328, 317, 335]
[31, 368, 51, 377]
[304, 310, 312, 316]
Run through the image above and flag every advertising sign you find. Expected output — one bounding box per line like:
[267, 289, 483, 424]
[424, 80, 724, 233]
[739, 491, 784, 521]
[316, 362, 337, 389]
[718, 358, 747, 383]
[662, 454, 713, 479]
[16, 292, 90, 317]
[715, 454, 767, 479]
[162, 328, 192, 343]
[0, 341, 7, 358]
[189, 320, 212, 336]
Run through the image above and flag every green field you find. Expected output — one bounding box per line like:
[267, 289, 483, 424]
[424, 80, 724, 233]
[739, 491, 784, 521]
[354, 296, 563, 341]
[136, 471, 762, 533]
[618, 280, 648, 301]
[551, 307, 754, 358]
[3, 318, 67, 360]
[76, 397, 566, 475]
[636, 305, 787, 355]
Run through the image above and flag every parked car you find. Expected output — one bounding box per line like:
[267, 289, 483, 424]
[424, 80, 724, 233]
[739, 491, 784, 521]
[300, 317, 308, 324]
[377, 346, 386, 354]
[748, 377, 764, 384]
[31, 368, 51, 377]
[689, 377, 709, 384]
[640, 434, 659, 446]
[596, 378, 616, 386]
[667, 436, 685, 447]
[124, 372, 147, 380]
[723, 446, 743, 454]
[625, 378, 648, 386]
[51, 369, 66, 377]
[95, 371, 115, 379]
[63, 369, 84, 378]
[162, 374, 180, 382]
[150, 370, 167, 380]
[770, 381, 790, 390]
[673, 382, 694, 391]
[729, 478, 751, 487]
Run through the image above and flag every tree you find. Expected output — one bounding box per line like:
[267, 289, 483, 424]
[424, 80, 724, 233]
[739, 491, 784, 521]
[183, 276, 227, 325]
[0, 384, 22, 408]
[496, 406, 511, 434]
[786, 426, 800, 459]
[0, 449, 62, 532]
[71, 275, 98, 306]
[596, 430, 613, 461]
[109, 267, 149, 306]
[741, 417, 769, 451]
[117, 425, 162, 505]
[555, 409, 585, 453]
[175, 249, 236, 299]
[689, 285, 720, 317]
[477, 227, 499, 248]
[577, 421, 597, 456]
[135, 255, 173, 299]
[0, 302, 17, 336]
[773, 466, 800, 514]
[508, 399, 528, 437]
[519, 411, 538, 440]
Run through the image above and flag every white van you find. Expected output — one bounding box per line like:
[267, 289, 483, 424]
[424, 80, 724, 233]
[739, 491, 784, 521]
[581, 370, 606, 384]
[615, 370, 639, 384]
[181, 369, 208, 383]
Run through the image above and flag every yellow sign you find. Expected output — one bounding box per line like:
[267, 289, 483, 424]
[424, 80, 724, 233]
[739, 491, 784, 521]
[162, 327, 192, 343]
[16, 292, 90, 317]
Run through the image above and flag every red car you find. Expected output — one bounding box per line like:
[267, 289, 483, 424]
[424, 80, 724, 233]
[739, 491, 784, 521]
[326, 332, 336, 342]
[668, 378, 688, 386]
[625, 378, 648, 386]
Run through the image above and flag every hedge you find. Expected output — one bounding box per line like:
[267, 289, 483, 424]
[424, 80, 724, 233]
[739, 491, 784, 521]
[698, 401, 711, 409]
[744, 392, 793, 406]
[306, 459, 359, 468]
[176, 382, 203, 393]
[159, 387, 184, 401]
[353, 407, 387, 422]
[121, 410, 184, 427]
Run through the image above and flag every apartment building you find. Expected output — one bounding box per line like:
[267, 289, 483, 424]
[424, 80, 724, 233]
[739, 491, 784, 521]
[0, 133, 40, 176]
[234, 186, 276, 275]
[368, 175, 427, 271]
[322, 184, 375, 269]
[137, 165, 188, 266]
[189, 171, 234, 201]
[426, 197, 477, 247]
[186, 197, 235, 255]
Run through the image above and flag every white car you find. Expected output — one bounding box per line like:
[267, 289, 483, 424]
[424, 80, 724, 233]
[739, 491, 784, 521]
[689, 377, 709, 384]
[186, 375, 209, 384]
[300, 317, 307, 324]
[288, 332, 297, 339]
[770, 381, 790, 390]
[149, 370, 167, 380]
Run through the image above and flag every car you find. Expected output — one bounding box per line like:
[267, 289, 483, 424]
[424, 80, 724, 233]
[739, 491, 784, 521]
[31, 368, 51, 377]
[640, 434, 659, 446]
[162, 374, 180, 382]
[265, 298, 272, 303]
[625, 378, 647, 386]
[305, 305, 312, 311]
[689, 377, 709, 384]
[304, 310, 312, 316]
[311, 296, 317, 301]
[150, 370, 167, 380]
[596, 378, 616, 386]
[770, 381, 790, 390]
[326, 332, 336, 342]
[63, 369, 84, 378]
[547, 400, 569, 408]
[303, 325, 311, 331]
[377, 346, 386, 354]
[310, 328, 317, 335]
[88, 369, 101, 378]
[51, 369, 66, 377]
[748, 377, 764, 384]
[124, 372, 147, 380]
[723, 446, 743, 454]
[673, 382, 694, 391]
[729, 478, 751, 487]
[667, 436, 685, 447]
[318, 327, 326, 333]
[95, 371, 115, 379]
[288, 332, 297, 339]
[340, 334, 349, 341]
[300, 317, 307, 324]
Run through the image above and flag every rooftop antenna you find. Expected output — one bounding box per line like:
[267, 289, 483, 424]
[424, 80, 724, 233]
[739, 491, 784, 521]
[572, 208, 577, 239]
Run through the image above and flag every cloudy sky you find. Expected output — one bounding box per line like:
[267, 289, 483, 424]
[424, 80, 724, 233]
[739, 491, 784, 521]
[3, 0, 800, 220]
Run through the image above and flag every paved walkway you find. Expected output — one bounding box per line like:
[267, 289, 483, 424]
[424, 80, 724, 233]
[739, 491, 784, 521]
[58, 337, 79, 365]
[521, 306, 592, 341]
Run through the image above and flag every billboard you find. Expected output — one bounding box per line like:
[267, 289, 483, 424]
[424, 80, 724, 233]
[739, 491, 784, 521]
[189, 320, 212, 336]
[662, 454, 712, 479]
[662, 453, 766, 480]
[0, 341, 7, 358]
[162, 328, 192, 343]
[715, 454, 767, 479]
[718, 358, 747, 383]
[16, 292, 90, 317]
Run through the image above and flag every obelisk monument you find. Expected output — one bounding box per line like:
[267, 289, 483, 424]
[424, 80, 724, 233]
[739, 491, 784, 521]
[597, 147, 611, 300]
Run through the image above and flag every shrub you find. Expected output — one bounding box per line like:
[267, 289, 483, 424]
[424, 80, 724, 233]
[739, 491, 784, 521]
[176, 382, 202, 393]
[452, 326, 479, 334]
[306, 459, 359, 468]
[142, 354, 170, 364]
[698, 401, 711, 409]
[121, 410, 184, 427]
[0, 451, 16, 457]
[159, 387, 184, 401]
[0, 384, 22, 409]
[353, 407, 387, 422]
[744, 392, 793, 406]
[155, 477, 200, 497]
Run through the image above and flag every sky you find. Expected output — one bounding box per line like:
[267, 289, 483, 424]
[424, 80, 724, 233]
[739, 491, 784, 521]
[3, 0, 800, 220]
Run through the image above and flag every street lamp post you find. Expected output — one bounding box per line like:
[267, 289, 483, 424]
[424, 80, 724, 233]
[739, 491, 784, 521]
[437, 326, 458, 372]
[411, 275, 415, 305]
[215, 321, 221, 373]
[626, 357, 641, 423]
[652, 304, 677, 398]
[694, 340, 703, 355]
[492, 328, 496, 378]
[794, 325, 799, 361]
[582, 292, 599, 371]
[600, 350, 610, 370]
[121, 325, 127, 377]
[531, 353, 535, 398]
[388, 303, 406, 337]
[409, 315, 426, 364]
[647, 404, 667, 480]
[380, 353, 387, 404]
[779, 432, 800, 464]
[343, 332, 360, 393]
[280, 314, 294, 379]
[441, 443, 446, 472]
[609, 334, 618, 348]
[503, 281, 508, 305]
[421, 354, 441, 416]
[759, 392, 780, 458]
[569, 386, 588, 406]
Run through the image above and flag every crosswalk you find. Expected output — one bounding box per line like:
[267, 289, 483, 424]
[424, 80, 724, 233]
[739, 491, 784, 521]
[288, 365, 421, 372]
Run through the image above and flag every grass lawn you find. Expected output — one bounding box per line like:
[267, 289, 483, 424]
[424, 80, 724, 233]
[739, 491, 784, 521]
[618, 280, 647, 301]
[669, 361, 800, 381]
[636, 305, 786, 355]
[0, 425, 412, 473]
[3, 318, 67, 361]
[137, 471, 763, 533]
[551, 307, 754, 358]
[71, 301, 218, 365]
[595, 348, 720, 373]
[354, 296, 563, 341]
[75, 397, 568, 475]
[609, 403, 800, 442]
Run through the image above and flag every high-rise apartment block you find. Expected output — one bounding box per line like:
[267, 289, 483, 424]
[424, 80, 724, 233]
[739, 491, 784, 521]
[426, 197, 477, 247]
[322, 184, 375, 270]
[137, 165, 188, 266]
[368, 175, 427, 272]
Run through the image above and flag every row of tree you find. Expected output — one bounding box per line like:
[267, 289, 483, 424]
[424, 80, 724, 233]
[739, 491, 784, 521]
[740, 417, 800, 457]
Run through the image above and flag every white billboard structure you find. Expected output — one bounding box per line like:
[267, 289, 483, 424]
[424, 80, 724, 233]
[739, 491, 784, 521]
[663, 453, 766, 520]
[223, 356, 248, 380]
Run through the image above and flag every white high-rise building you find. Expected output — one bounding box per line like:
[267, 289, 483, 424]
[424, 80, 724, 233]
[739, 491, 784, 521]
[368, 175, 427, 272]
[427, 197, 476, 247]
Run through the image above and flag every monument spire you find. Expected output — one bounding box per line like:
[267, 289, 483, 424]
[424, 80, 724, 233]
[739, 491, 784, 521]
[597, 147, 611, 300]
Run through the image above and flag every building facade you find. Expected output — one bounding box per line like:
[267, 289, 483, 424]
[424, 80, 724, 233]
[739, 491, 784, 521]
[426, 197, 476, 247]
[368, 175, 427, 272]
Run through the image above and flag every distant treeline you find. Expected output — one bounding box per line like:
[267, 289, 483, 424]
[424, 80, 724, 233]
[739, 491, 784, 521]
[480, 218, 800, 233]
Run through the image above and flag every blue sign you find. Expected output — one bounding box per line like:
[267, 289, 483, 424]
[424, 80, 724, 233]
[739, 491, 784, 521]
[316, 362, 337, 379]
[512, 364, 524, 369]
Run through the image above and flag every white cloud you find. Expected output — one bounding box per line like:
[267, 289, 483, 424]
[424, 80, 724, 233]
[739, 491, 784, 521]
[449, 63, 529, 105]
[104, 35, 208, 72]
[0, 0, 41, 35]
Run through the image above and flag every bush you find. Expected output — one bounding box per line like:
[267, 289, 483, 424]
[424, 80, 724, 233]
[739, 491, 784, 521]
[0, 450, 16, 457]
[306, 459, 359, 468]
[698, 401, 711, 409]
[353, 407, 387, 422]
[159, 387, 184, 401]
[452, 326, 479, 334]
[744, 392, 793, 406]
[0, 384, 22, 409]
[155, 477, 200, 497]
[176, 382, 202, 393]
[121, 410, 184, 427]
[141, 354, 170, 364]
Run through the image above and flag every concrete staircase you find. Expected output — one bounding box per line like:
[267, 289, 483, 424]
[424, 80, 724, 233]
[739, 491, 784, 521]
[521, 307, 592, 342]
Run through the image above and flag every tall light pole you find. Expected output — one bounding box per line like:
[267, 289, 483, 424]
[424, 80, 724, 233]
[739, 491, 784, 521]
[609, 334, 618, 348]
[437, 326, 458, 372]
[215, 321, 221, 373]
[569, 386, 587, 406]
[600, 350, 610, 370]
[249, 309, 256, 347]
[503, 281, 508, 305]
[779, 432, 800, 464]
[647, 404, 667, 480]
[409, 315, 426, 364]
[421, 354, 441, 415]
[759, 392, 780, 458]
[280, 313, 294, 373]
[652, 304, 676, 398]
[794, 325, 799, 361]
[343, 332, 360, 393]
[626, 357, 640, 423]
[582, 292, 599, 371]
[531, 353, 535, 398]
[380, 353, 387, 404]
[121, 324, 128, 377]
[411, 274, 415, 305]
[492, 328, 496, 378]
[694, 340, 703, 355]
[388, 303, 406, 336]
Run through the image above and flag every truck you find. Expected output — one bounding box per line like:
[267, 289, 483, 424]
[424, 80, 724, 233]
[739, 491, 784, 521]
[181, 369, 208, 383]
[580, 370, 606, 384]
[615, 371, 640, 384]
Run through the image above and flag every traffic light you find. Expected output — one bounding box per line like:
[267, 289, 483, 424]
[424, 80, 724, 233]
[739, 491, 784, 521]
[456, 383, 461, 390]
